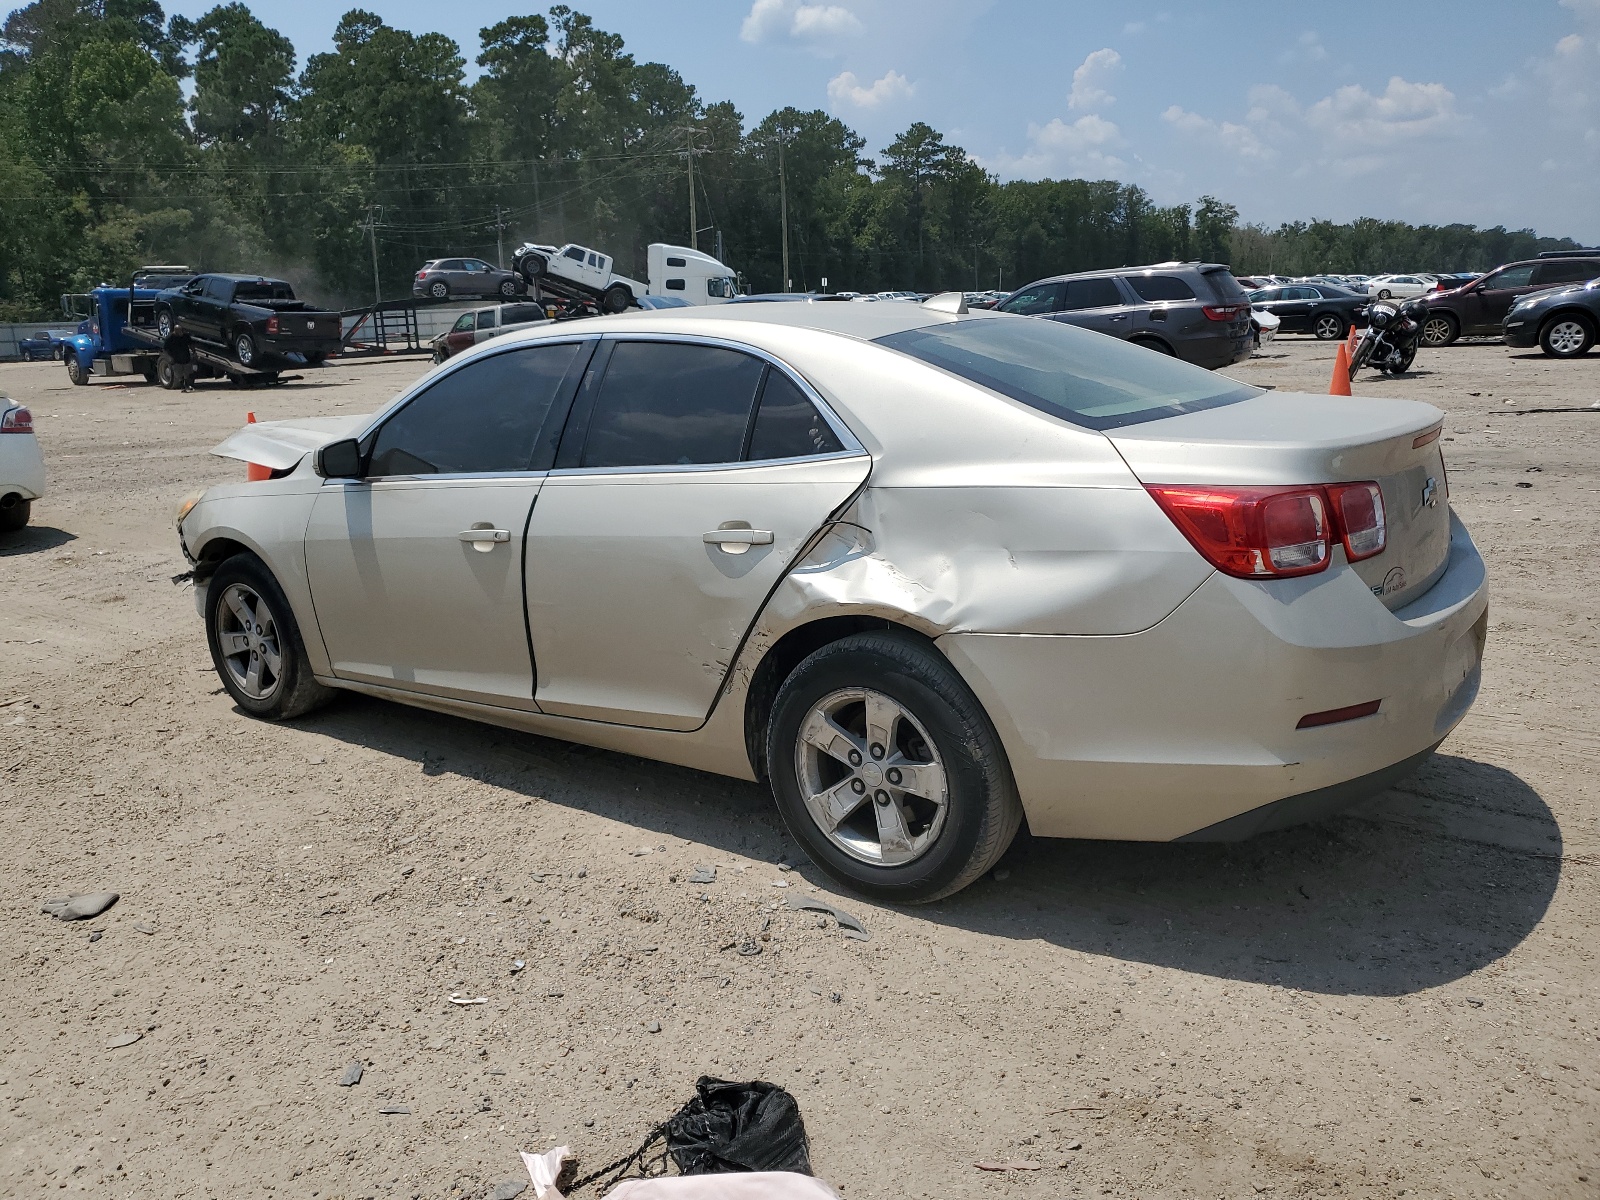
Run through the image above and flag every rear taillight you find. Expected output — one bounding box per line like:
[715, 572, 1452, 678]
[1202, 305, 1246, 321]
[1327, 482, 1386, 561]
[0, 405, 33, 434]
[1147, 481, 1386, 579]
[265, 316, 279, 334]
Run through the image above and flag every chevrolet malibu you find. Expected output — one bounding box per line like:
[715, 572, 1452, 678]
[176, 298, 1488, 902]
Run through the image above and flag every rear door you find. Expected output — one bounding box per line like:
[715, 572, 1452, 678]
[524, 337, 871, 730]
[1057, 276, 1132, 337]
[304, 339, 591, 708]
[472, 307, 499, 344]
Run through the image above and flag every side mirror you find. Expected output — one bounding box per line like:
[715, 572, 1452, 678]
[316, 438, 364, 479]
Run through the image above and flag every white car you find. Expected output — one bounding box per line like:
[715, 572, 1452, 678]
[1, 398, 45, 531]
[1368, 275, 1434, 301]
[1250, 306, 1280, 349]
[177, 298, 1485, 902]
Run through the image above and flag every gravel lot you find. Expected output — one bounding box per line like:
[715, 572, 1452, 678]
[2, 334, 1597, 1199]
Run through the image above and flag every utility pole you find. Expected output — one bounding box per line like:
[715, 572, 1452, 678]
[673, 126, 710, 250]
[778, 134, 791, 292]
[490, 205, 509, 269]
[361, 206, 382, 306]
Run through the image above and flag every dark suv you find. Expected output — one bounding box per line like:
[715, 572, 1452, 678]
[994, 262, 1252, 369]
[1415, 251, 1600, 346]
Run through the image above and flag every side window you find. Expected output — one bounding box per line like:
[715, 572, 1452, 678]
[746, 370, 845, 460]
[1062, 277, 1124, 310]
[204, 278, 232, 301]
[998, 282, 1065, 315]
[581, 342, 765, 469]
[476, 310, 497, 330]
[367, 342, 584, 477]
[666, 256, 687, 268]
[707, 277, 731, 298]
[452, 313, 476, 332]
[1126, 275, 1196, 302]
[1248, 289, 1276, 302]
[1486, 265, 1535, 289]
[1534, 260, 1599, 286]
[564, 247, 586, 262]
[665, 278, 686, 291]
[587, 253, 599, 267]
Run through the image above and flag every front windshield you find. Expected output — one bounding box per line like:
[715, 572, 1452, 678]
[876, 315, 1258, 431]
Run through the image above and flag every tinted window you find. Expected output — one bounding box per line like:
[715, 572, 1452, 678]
[234, 281, 294, 301]
[439, 260, 464, 271]
[204, 277, 232, 300]
[1248, 288, 1279, 302]
[1062, 278, 1124, 310]
[666, 256, 687, 267]
[1126, 275, 1195, 302]
[581, 342, 765, 468]
[665, 278, 686, 291]
[1535, 260, 1600, 285]
[564, 247, 585, 261]
[746, 371, 845, 460]
[877, 317, 1257, 431]
[1314, 285, 1355, 298]
[1486, 265, 1535, 289]
[451, 313, 475, 332]
[368, 342, 584, 476]
[997, 282, 1065, 315]
[501, 304, 545, 325]
[476, 310, 497, 330]
[1201, 269, 1250, 304]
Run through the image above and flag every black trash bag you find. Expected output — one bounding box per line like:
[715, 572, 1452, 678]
[665, 1077, 812, 1176]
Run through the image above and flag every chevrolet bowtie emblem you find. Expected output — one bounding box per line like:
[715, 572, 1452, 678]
[1422, 476, 1439, 508]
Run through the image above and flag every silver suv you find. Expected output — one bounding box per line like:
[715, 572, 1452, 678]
[995, 261, 1253, 369]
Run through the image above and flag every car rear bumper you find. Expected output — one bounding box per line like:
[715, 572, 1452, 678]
[1, 437, 48, 500]
[938, 512, 1488, 841]
[1182, 328, 1254, 369]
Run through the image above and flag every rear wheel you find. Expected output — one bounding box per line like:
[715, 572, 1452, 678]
[428, 280, 449, 300]
[1540, 314, 1595, 358]
[1420, 314, 1457, 347]
[233, 330, 258, 366]
[1313, 313, 1346, 340]
[205, 554, 335, 721]
[1131, 336, 1173, 355]
[602, 283, 632, 314]
[1377, 289, 1393, 300]
[157, 354, 179, 389]
[766, 630, 1022, 903]
[156, 308, 175, 340]
[499, 278, 518, 298]
[0, 495, 30, 532]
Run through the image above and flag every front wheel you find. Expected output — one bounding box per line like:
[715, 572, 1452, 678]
[1420, 314, 1458, 347]
[233, 331, 258, 366]
[65, 353, 88, 385]
[1540, 315, 1595, 358]
[205, 554, 335, 721]
[1349, 334, 1375, 378]
[520, 254, 547, 285]
[1312, 313, 1346, 340]
[766, 631, 1022, 903]
[602, 284, 632, 314]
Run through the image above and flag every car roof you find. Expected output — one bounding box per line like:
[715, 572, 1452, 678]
[547, 299, 970, 341]
[1026, 261, 1230, 284]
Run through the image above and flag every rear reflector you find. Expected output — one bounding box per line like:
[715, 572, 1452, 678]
[1412, 426, 1441, 449]
[1296, 700, 1381, 729]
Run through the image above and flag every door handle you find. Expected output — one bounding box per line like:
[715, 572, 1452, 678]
[703, 528, 774, 555]
[459, 527, 510, 553]
[1110, 314, 1129, 321]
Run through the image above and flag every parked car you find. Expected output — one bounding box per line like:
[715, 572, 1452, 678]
[1414, 251, 1600, 346]
[1250, 306, 1280, 350]
[0, 397, 45, 531]
[177, 298, 1485, 902]
[635, 295, 694, 310]
[1367, 275, 1434, 300]
[414, 258, 524, 302]
[156, 275, 343, 368]
[430, 302, 550, 363]
[994, 262, 1253, 369]
[1503, 276, 1599, 358]
[18, 329, 75, 361]
[1428, 273, 1480, 292]
[1246, 284, 1368, 340]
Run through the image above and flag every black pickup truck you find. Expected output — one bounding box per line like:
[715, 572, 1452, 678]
[154, 274, 343, 366]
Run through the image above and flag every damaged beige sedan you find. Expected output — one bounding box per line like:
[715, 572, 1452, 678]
[177, 298, 1487, 901]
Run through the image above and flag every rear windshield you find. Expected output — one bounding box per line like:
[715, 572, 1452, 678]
[1200, 268, 1250, 304]
[1126, 274, 1195, 302]
[876, 316, 1258, 431]
[234, 281, 295, 302]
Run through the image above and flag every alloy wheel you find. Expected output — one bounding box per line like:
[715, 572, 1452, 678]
[1421, 317, 1454, 347]
[794, 687, 949, 866]
[1314, 314, 1343, 340]
[216, 583, 284, 701]
[1547, 320, 1588, 356]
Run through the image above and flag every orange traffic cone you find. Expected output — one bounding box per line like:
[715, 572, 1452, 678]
[1346, 325, 1358, 355]
[244, 410, 271, 480]
[1329, 343, 1353, 396]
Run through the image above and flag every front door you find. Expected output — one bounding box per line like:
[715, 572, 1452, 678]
[525, 338, 871, 730]
[1459, 264, 1536, 333]
[304, 339, 590, 707]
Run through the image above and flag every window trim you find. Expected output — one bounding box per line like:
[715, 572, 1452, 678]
[549, 332, 865, 477]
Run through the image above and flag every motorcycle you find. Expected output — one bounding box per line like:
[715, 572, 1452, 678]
[1349, 297, 1425, 378]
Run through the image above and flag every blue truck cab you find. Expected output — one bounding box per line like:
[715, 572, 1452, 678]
[60, 266, 193, 386]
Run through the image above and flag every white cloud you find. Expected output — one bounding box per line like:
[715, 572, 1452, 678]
[1161, 105, 1271, 160]
[983, 114, 1126, 177]
[1068, 48, 1121, 111]
[1305, 77, 1460, 146]
[1280, 30, 1329, 64]
[826, 69, 914, 108]
[740, 0, 862, 43]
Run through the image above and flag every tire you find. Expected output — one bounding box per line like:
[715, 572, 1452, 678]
[601, 284, 632, 314]
[156, 308, 174, 340]
[499, 278, 518, 298]
[205, 553, 335, 721]
[157, 354, 179, 389]
[65, 353, 88, 385]
[1312, 313, 1346, 340]
[305, 352, 327, 366]
[53, 345, 65, 361]
[766, 630, 1023, 904]
[233, 330, 259, 367]
[1385, 346, 1417, 374]
[1131, 336, 1174, 355]
[429, 281, 449, 300]
[0, 495, 30, 532]
[1539, 314, 1595, 358]
[520, 254, 547, 285]
[1420, 313, 1458, 347]
[1349, 334, 1374, 378]
[1377, 289, 1392, 300]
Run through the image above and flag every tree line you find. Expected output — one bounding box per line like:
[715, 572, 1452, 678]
[0, 0, 1585, 319]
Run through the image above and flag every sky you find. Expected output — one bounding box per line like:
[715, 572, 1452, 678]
[157, 0, 1600, 243]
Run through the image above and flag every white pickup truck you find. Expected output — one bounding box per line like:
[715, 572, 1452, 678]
[512, 241, 739, 312]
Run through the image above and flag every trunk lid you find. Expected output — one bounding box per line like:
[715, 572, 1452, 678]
[1107, 392, 1450, 609]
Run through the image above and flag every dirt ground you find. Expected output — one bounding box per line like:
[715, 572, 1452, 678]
[1, 332, 1597, 1200]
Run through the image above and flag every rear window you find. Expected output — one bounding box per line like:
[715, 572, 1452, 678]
[1126, 275, 1195, 302]
[233, 281, 295, 302]
[876, 316, 1258, 432]
[1200, 269, 1250, 304]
